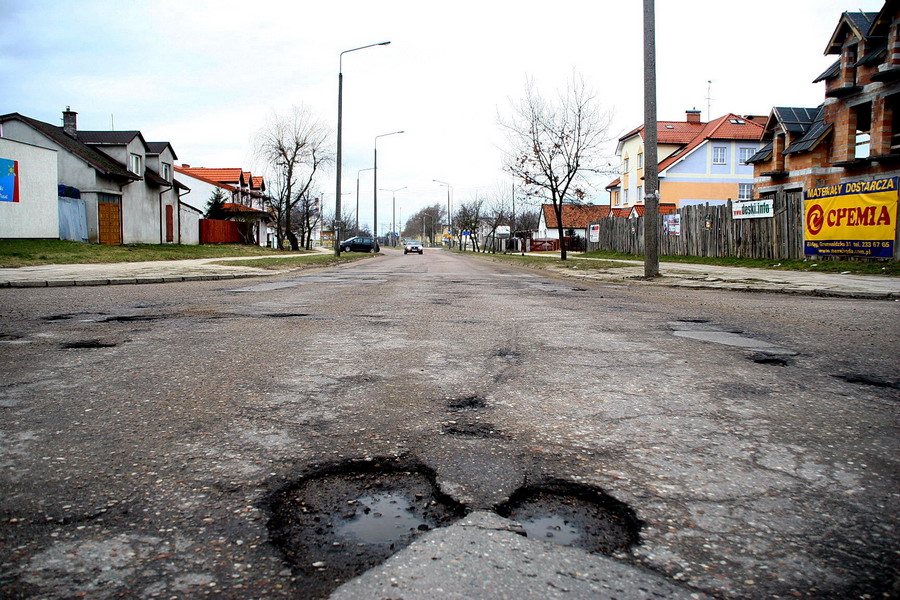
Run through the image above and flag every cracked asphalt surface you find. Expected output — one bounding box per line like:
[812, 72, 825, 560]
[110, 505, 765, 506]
[0, 247, 897, 599]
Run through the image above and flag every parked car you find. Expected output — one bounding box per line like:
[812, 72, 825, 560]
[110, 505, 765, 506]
[340, 236, 380, 253]
[404, 240, 424, 255]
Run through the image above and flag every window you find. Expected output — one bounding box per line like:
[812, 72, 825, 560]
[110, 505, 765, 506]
[713, 146, 727, 165]
[161, 162, 171, 181]
[638, 152, 644, 168]
[637, 186, 643, 203]
[739, 183, 753, 200]
[130, 153, 142, 174]
[853, 102, 872, 159]
[739, 147, 756, 164]
[624, 157, 630, 171]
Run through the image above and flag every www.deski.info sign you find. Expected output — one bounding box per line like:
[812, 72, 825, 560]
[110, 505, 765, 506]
[804, 177, 898, 258]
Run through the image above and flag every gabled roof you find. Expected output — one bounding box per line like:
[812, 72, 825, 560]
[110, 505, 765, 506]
[783, 106, 831, 155]
[610, 208, 631, 218]
[0, 112, 137, 181]
[619, 121, 706, 146]
[542, 204, 611, 228]
[146, 141, 178, 160]
[251, 176, 265, 191]
[657, 113, 764, 173]
[605, 177, 621, 191]
[763, 107, 820, 136]
[174, 165, 238, 192]
[144, 167, 171, 187]
[825, 11, 878, 54]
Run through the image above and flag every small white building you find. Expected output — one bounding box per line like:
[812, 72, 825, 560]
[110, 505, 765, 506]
[0, 138, 59, 239]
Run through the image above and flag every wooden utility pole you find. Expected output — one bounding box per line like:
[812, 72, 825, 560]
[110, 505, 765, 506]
[643, 0, 660, 277]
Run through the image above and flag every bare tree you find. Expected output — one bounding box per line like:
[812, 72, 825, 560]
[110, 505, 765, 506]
[256, 106, 333, 251]
[480, 183, 514, 253]
[291, 191, 324, 250]
[453, 198, 483, 252]
[402, 204, 445, 246]
[500, 74, 612, 259]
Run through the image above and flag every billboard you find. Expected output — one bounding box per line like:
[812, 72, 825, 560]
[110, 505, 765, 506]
[589, 223, 600, 242]
[663, 214, 681, 236]
[0, 158, 19, 203]
[804, 177, 897, 258]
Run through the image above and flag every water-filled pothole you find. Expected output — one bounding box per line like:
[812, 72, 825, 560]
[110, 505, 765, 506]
[266, 458, 465, 597]
[496, 480, 641, 555]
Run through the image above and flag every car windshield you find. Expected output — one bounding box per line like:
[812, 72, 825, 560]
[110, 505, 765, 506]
[407, 241, 420, 245]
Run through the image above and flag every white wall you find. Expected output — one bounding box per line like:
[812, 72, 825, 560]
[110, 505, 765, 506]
[179, 204, 201, 245]
[0, 138, 59, 239]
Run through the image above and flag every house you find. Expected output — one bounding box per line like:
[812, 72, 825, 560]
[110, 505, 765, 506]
[0, 108, 181, 245]
[537, 203, 611, 239]
[606, 110, 764, 209]
[627, 203, 677, 219]
[175, 165, 271, 246]
[747, 2, 900, 198]
[0, 137, 59, 239]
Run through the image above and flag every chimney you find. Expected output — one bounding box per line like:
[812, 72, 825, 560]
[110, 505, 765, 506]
[62, 106, 77, 137]
[686, 109, 702, 123]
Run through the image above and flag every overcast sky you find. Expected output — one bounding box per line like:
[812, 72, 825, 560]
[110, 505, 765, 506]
[0, 0, 886, 231]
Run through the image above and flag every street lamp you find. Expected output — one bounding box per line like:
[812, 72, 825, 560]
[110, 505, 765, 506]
[374, 130, 404, 244]
[356, 167, 374, 233]
[433, 179, 452, 246]
[336, 41, 390, 256]
[380, 186, 406, 246]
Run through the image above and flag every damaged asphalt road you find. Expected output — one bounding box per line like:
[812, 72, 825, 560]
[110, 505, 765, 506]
[0, 248, 897, 599]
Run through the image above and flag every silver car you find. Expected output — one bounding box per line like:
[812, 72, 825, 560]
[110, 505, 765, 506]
[403, 240, 423, 255]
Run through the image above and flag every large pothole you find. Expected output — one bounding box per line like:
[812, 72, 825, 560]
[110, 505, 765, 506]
[266, 457, 466, 597]
[496, 479, 642, 555]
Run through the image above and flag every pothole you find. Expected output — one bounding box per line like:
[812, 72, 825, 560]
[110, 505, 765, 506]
[445, 395, 487, 411]
[261, 313, 310, 318]
[496, 480, 641, 555]
[61, 340, 117, 349]
[441, 421, 505, 439]
[98, 315, 160, 323]
[751, 354, 792, 366]
[266, 458, 465, 597]
[835, 373, 899, 390]
[492, 348, 522, 360]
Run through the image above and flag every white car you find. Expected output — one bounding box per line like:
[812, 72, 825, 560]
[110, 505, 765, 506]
[403, 240, 423, 255]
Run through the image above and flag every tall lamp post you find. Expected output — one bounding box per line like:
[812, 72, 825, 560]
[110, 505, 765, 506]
[380, 186, 407, 246]
[433, 179, 452, 247]
[336, 41, 390, 256]
[374, 130, 404, 245]
[356, 167, 374, 233]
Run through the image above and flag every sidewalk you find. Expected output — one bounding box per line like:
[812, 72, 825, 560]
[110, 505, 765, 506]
[550, 255, 900, 300]
[0, 252, 897, 300]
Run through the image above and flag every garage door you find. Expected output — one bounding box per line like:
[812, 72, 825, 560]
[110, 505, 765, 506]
[98, 194, 122, 246]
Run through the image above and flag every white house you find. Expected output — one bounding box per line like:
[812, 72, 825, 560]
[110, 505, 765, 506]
[0, 108, 180, 245]
[0, 138, 59, 239]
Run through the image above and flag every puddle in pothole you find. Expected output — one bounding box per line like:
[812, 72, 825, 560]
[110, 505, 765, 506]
[496, 480, 641, 555]
[266, 458, 465, 598]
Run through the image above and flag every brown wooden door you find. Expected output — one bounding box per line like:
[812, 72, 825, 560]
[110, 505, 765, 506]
[165, 205, 174, 242]
[98, 199, 121, 245]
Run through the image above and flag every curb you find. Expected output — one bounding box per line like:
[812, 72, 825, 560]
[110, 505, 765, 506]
[0, 272, 265, 288]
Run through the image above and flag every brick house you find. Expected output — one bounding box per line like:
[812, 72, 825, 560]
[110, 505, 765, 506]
[537, 203, 611, 239]
[748, 2, 900, 197]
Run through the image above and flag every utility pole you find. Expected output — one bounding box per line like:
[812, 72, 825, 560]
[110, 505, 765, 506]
[643, 0, 660, 278]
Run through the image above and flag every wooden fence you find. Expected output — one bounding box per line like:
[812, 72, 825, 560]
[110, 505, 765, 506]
[199, 219, 253, 244]
[587, 192, 811, 260]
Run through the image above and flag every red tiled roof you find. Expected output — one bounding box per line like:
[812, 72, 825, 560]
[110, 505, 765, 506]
[542, 204, 611, 228]
[620, 121, 706, 145]
[605, 177, 621, 190]
[176, 167, 244, 185]
[251, 176, 265, 190]
[174, 166, 238, 192]
[657, 114, 764, 173]
[610, 208, 631, 218]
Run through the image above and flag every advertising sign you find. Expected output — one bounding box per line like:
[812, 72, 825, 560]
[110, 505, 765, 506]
[804, 177, 897, 258]
[732, 199, 773, 219]
[589, 223, 600, 242]
[663, 214, 681, 236]
[0, 158, 19, 203]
